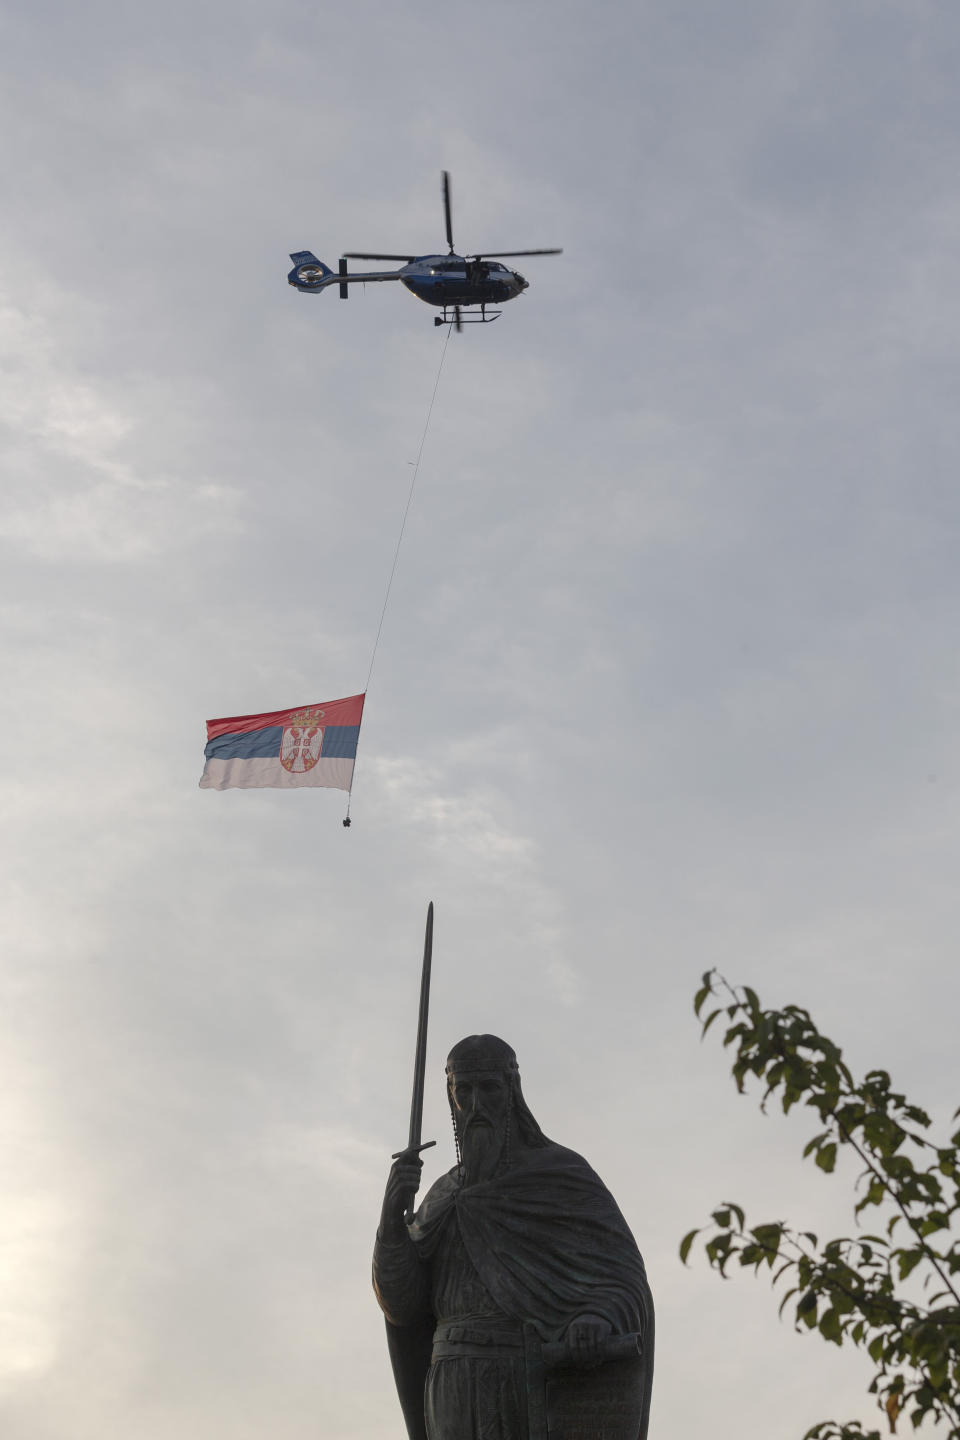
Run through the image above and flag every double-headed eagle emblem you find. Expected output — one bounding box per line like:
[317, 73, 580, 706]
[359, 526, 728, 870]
[279, 707, 326, 774]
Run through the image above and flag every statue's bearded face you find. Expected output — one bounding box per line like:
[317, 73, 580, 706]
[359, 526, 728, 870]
[449, 1070, 511, 1183]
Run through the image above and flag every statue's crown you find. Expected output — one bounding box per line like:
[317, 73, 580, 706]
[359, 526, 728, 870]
[445, 1034, 518, 1075]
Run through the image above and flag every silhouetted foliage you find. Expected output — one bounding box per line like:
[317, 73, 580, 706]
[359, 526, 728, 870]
[681, 971, 960, 1438]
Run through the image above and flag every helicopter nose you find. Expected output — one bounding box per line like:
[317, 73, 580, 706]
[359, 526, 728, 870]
[515, 271, 528, 291]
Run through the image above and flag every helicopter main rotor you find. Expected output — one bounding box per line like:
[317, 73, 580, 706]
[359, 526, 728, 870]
[342, 172, 562, 267]
[444, 170, 455, 254]
[441, 170, 561, 261]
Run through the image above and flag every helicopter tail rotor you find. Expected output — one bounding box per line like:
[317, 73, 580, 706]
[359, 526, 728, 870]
[287, 251, 336, 292]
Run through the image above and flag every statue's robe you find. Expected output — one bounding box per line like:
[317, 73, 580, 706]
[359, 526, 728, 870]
[373, 1142, 654, 1440]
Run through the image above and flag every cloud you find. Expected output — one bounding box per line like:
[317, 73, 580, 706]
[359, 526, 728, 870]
[0, 282, 242, 562]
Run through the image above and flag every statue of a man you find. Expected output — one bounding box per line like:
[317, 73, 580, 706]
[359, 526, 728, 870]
[373, 1035, 654, 1440]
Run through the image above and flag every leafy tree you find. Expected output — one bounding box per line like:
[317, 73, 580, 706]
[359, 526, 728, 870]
[680, 971, 960, 1438]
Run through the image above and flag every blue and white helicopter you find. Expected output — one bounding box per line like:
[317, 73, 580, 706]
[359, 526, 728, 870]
[287, 172, 561, 331]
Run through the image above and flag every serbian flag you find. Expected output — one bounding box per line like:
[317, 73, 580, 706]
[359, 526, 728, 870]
[199, 694, 365, 792]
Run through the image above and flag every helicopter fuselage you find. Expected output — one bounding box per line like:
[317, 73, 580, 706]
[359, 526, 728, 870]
[399, 255, 527, 308]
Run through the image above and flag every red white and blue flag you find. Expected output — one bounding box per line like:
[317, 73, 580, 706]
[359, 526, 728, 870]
[199, 694, 365, 792]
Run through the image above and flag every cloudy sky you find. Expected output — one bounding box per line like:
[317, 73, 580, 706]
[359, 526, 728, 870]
[2, 1, 959, 1435]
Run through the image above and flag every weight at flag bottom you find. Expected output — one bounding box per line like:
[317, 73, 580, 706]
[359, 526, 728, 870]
[199, 694, 365, 792]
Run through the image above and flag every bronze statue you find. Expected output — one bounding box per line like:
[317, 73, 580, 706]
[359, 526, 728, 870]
[374, 1034, 654, 1440]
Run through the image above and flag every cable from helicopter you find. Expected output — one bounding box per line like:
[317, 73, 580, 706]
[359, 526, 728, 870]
[342, 322, 452, 824]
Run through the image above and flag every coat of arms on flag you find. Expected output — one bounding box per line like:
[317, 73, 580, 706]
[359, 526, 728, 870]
[279, 707, 326, 773]
[199, 694, 365, 792]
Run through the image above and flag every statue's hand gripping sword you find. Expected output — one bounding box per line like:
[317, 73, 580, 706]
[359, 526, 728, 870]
[391, 902, 436, 1220]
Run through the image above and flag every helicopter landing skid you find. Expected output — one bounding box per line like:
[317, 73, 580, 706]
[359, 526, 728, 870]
[434, 304, 502, 329]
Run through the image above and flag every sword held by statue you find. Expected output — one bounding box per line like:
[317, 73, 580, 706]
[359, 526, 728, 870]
[391, 901, 436, 1219]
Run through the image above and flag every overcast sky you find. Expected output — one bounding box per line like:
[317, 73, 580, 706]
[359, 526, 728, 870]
[2, 1, 959, 1436]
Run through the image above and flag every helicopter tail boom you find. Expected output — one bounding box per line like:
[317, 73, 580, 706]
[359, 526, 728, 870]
[288, 252, 405, 295]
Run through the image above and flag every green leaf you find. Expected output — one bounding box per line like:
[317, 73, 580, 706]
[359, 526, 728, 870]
[815, 1142, 838, 1174]
[693, 983, 712, 1018]
[778, 1285, 799, 1317]
[700, 1008, 722, 1039]
[752, 1222, 784, 1260]
[724, 1201, 746, 1230]
[897, 1250, 924, 1281]
[679, 1228, 700, 1265]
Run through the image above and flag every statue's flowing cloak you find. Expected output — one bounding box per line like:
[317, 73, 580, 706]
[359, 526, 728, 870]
[385, 1143, 654, 1440]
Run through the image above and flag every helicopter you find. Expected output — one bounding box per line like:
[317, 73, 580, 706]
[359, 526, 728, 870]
[287, 172, 561, 331]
